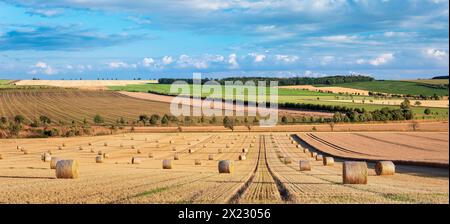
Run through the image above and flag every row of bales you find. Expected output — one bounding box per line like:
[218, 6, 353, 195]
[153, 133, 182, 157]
[283, 134, 395, 184]
[25, 134, 254, 179]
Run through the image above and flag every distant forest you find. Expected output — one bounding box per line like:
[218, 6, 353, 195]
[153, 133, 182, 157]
[432, 76, 449, 79]
[158, 75, 374, 86]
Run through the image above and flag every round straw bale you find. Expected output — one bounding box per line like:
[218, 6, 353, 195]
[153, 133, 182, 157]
[277, 153, 284, 159]
[170, 140, 175, 144]
[375, 161, 395, 176]
[291, 140, 295, 144]
[23, 150, 29, 155]
[239, 154, 247, 161]
[250, 144, 254, 147]
[284, 157, 292, 164]
[120, 144, 124, 148]
[226, 144, 230, 148]
[137, 149, 141, 154]
[323, 157, 334, 166]
[90, 149, 95, 153]
[130, 137, 134, 140]
[97, 151, 103, 155]
[0, 154, 2, 160]
[131, 145, 135, 149]
[88, 142, 92, 146]
[132, 157, 142, 164]
[299, 160, 311, 171]
[96, 155, 103, 163]
[62, 143, 66, 147]
[218, 160, 234, 174]
[242, 148, 248, 153]
[188, 142, 192, 145]
[208, 154, 214, 160]
[162, 159, 172, 169]
[343, 161, 368, 184]
[103, 153, 110, 158]
[42, 153, 52, 162]
[303, 148, 309, 153]
[296, 145, 301, 149]
[148, 153, 153, 158]
[55, 160, 79, 179]
[218, 149, 223, 154]
[188, 148, 193, 153]
[203, 144, 207, 148]
[47, 150, 52, 155]
[172, 147, 177, 151]
[310, 152, 317, 158]
[156, 140, 160, 143]
[104, 143, 108, 146]
[315, 154, 323, 161]
[50, 157, 62, 169]
[58, 146, 62, 150]
[195, 160, 202, 165]
[174, 154, 179, 160]
[78, 146, 83, 151]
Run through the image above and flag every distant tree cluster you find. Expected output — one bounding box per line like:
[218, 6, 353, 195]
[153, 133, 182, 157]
[158, 75, 374, 86]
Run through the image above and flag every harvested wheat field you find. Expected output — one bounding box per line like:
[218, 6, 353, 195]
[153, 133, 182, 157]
[297, 132, 449, 167]
[0, 88, 171, 124]
[0, 132, 447, 204]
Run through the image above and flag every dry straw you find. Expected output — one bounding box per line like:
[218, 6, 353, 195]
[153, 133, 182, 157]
[195, 160, 202, 165]
[218, 160, 234, 174]
[284, 157, 292, 164]
[55, 160, 79, 179]
[239, 154, 247, 161]
[50, 157, 62, 169]
[315, 154, 323, 161]
[375, 161, 395, 175]
[162, 159, 172, 169]
[343, 161, 368, 184]
[208, 155, 214, 160]
[132, 157, 142, 164]
[323, 157, 334, 166]
[148, 153, 153, 158]
[299, 160, 311, 171]
[96, 155, 103, 163]
[174, 154, 180, 160]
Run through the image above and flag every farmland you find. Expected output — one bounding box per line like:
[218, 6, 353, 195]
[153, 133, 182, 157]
[110, 83, 449, 119]
[327, 80, 449, 97]
[0, 132, 447, 204]
[0, 88, 171, 124]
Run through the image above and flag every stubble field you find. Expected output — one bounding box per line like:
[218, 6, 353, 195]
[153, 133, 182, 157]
[0, 132, 447, 204]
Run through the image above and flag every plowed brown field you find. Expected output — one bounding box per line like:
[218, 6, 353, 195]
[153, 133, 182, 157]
[0, 132, 447, 204]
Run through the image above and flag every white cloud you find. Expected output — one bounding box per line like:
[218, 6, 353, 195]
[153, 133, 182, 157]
[142, 57, 155, 67]
[29, 61, 57, 75]
[369, 53, 394, 66]
[356, 59, 365, 64]
[108, 61, 129, 69]
[321, 56, 335, 65]
[249, 53, 266, 62]
[425, 48, 448, 60]
[26, 8, 64, 17]
[176, 54, 208, 69]
[321, 35, 357, 43]
[275, 54, 299, 63]
[228, 54, 239, 69]
[162, 56, 173, 65]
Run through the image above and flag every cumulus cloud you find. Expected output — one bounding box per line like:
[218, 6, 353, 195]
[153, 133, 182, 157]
[369, 53, 395, 66]
[425, 48, 448, 60]
[275, 55, 299, 63]
[29, 61, 57, 75]
[162, 56, 173, 65]
[26, 8, 64, 17]
[108, 61, 136, 69]
[176, 54, 208, 69]
[228, 54, 239, 69]
[142, 57, 155, 67]
[249, 53, 266, 63]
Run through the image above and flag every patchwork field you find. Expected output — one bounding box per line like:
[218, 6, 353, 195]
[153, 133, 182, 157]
[278, 85, 370, 95]
[0, 132, 447, 204]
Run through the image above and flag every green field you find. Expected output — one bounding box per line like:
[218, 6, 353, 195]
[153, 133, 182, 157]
[327, 80, 448, 96]
[109, 83, 449, 119]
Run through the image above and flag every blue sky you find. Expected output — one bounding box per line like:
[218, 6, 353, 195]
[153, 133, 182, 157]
[0, 0, 448, 80]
